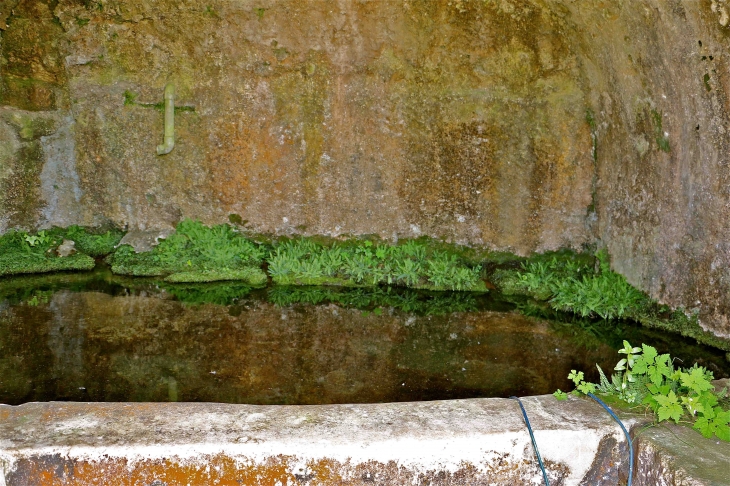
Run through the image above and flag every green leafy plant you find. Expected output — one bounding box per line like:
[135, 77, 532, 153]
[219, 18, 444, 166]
[560, 340, 730, 442]
[266, 238, 485, 291]
[24, 230, 51, 247]
[64, 225, 124, 257]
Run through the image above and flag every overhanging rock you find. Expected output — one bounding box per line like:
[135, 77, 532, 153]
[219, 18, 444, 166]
[0, 396, 636, 485]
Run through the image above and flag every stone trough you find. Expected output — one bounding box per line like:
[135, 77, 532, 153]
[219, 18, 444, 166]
[1, 395, 727, 486]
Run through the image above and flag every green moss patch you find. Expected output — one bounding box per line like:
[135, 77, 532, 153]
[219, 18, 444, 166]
[0, 253, 95, 277]
[639, 310, 730, 353]
[63, 225, 125, 257]
[106, 219, 267, 286]
[164, 268, 266, 285]
[267, 238, 486, 292]
[0, 230, 95, 277]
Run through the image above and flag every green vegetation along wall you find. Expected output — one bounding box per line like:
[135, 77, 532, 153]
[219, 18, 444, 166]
[1, 0, 730, 343]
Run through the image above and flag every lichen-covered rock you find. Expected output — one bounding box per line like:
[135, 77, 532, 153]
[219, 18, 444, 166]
[1, 0, 730, 343]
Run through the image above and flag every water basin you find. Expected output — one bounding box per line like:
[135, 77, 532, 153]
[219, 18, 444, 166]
[1, 266, 728, 405]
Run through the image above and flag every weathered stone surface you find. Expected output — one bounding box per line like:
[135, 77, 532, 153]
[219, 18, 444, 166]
[0, 0, 67, 111]
[634, 423, 730, 486]
[713, 378, 730, 392]
[117, 227, 174, 252]
[562, 1, 730, 342]
[0, 396, 636, 485]
[1, 0, 730, 341]
[2, 0, 594, 249]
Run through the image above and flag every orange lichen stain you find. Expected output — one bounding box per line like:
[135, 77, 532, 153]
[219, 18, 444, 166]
[306, 457, 345, 483]
[20, 454, 300, 486]
[14, 454, 518, 486]
[207, 116, 291, 209]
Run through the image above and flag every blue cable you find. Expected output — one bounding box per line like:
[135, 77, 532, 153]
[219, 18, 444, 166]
[587, 393, 633, 486]
[510, 396, 550, 486]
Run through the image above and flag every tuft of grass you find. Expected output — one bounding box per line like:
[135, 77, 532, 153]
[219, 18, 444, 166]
[106, 219, 267, 286]
[493, 250, 730, 352]
[494, 249, 650, 321]
[266, 238, 485, 291]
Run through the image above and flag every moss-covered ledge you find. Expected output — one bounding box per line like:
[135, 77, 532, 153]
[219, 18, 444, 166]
[2, 220, 729, 353]
[0, 226, 123, 277]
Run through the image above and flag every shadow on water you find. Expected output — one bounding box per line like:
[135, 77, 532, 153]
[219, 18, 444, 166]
[1, 265, 728, 405]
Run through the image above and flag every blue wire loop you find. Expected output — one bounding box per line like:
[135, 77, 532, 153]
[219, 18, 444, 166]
[510, 396, 550, 486]
[587, 392, 634, 486]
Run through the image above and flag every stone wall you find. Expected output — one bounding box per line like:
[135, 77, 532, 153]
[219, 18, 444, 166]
[0, 0, 595, 249]
[1, 0, 729, 340]
[564, 1, 730, 341]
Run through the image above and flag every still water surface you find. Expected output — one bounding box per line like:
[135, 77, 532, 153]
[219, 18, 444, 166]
[1, 266, 728, 405]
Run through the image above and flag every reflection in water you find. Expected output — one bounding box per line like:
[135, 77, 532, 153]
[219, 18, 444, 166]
[0, 267, 728, 405]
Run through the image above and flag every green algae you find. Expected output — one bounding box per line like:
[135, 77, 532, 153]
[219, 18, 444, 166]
[3, 112, 57, 141]
[651, 109, 671, 153]
[1, 141, 45, 228]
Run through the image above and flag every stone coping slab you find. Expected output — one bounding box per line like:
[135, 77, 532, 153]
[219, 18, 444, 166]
[634, 423, 730, 486]
[1, 397, 728, 485]
[0, 396, 637, 485]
